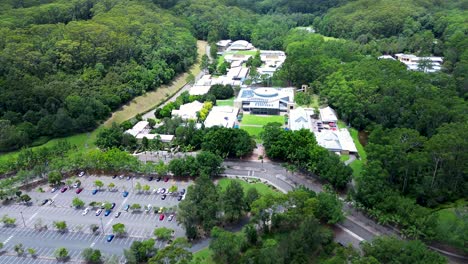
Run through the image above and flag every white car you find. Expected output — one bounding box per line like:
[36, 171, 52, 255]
[82, 208, 89, 215]
[158, 207, 164, 214]
[145, 204, 152, 213]
[96, 209, 103, 216]
[157, 188, 163, 194]
[168, 214, 174, 221]
[78, 171, 85, 177]
[51, 188, 57, 193]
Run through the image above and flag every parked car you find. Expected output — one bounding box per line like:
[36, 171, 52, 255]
[180, 189, 186, 195]
[115, 212, 121, 218]
[107, 234, 115, 242]
[145, 204, 152, 213]
[76, 188, 83, 194]
[126, 176, 131, 181]
[78, 171, 85, 177]
[119, 175, 124, 180]
[51, 188, 57, 193]
[41, 199, 49, 206]
[148, 176, 153, 181]
[110, 203, 116, 209]
[60, 187, 68, 193]
[96, 209, 103, 216]
[156, 177, 162, 182]
[159, 214, 165, 221]
[158, 207, 164, 214]
[104, 209, 112, 216]
[92, 189, 98, 195]
[177, 196, 183, 201]
[161, 194, 167, 200]
[124, 204, 130, 211]
[82, 208, 89, 216]
[122, 191, 129, 197]
[164, 177, 169, 182]
[112, 175, 117, 179]
[101, 202, 106, 209]
[168, 214, 174, 221]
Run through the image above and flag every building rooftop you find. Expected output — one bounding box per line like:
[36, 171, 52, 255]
[227, 40, 254, 51]
[319, 106, 338, 123]
[204, 106, 239, 128]
[171, 101, 204, 120]
[289, 107, 314, 131]
[216, 39, 232, 47]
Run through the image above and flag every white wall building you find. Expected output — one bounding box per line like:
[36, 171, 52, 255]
[235, 87, 295, 115]
[319, 106, 338, 123]
[394, 54, 443, 73]
[227, 40, 254, 51]
[289, 107, 314, 131]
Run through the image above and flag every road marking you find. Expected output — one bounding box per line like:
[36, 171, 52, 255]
[27, 212, 38, 222]
[3, 235, 13, 244]
[90, 242, 95, 248]
[336, 224, 365, 242]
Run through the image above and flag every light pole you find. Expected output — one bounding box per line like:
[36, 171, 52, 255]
[20, 211, 26, 227]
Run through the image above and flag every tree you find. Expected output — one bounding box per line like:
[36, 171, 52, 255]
[135, 182, 142, 193]
[201, 54, 210, 70]
[210, 227, 242, 264]
[72, 197, 85, 209]
[90, 224, 99, 234]
[154, 227, 174, 240]
[14, 243, 24, 256]
[54, 247, 69, 262]
[316, 190, 344, 224]
[54, 221, 67, 232]
[28, 248, 37, 257]
[208, 84, 234, 99]
[177, 175, 219, 238]
[82, 248, 102, 264]
[2, 215, 16, 227]
[148, 238, 192, 264]
[20, 194, 31, 204]
[94, 180, 104, 190]
[48, 171, 62, 185]
[245, 187, 260, 211]
[113, 223, 126, 237]
[124, 239, 158, 264]
[108, 182, 116, 191]
[222, 180, 245, 222]
[169, 185, 178, 193]
[143, 185, 151, 193]
[362, 236, 447, 264]
[131, 203, 142, 212]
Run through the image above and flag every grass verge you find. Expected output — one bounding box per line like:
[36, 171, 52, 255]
[217, 178, 282, 197]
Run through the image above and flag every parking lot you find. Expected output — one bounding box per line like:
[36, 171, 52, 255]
[0, 174, 192, 261]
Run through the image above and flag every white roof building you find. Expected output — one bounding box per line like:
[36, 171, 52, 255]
[171, 101, 204, 120]
[289, 107, 314, 131]
[227, 40, 254, 51]
[204, 106, 239, 128]
[319, 106, 338, 123]
[216, 39, 232, 48]
[235, 87, 295, 115]
[125, 121, 174, 143]
[314, 129, 357, 154]
[394, 53, 443, 73]
[378, 55, 396, 60]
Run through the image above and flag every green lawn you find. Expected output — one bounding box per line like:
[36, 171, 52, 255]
[240, 126, 264, 138]
[241, 114, 285, 126]
[191, 248, 215, 264]
[335, 120, 367, 179]
[217, 178, 282, 197]
[217, 97, 235, 106]
[0, 130, 99, 164]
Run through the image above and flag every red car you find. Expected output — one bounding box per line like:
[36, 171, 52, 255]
[159, 214, 165, 221]
[60, 186, 68, 193]
[164, 177, 169, 182]
[75, 188, 83, 194]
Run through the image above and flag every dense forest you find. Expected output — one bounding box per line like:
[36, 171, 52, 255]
[0, 0, 197, 151]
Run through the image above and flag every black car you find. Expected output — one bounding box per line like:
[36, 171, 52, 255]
[41, 199, 49, 205]
[177, 196, 183, 201]
[180, 189, 186, 195]
[148, 176, 153, 181]
[156, 177, 162, 182]
[112, 175, 117, 179]
[161, 194, 167, 200]
[110, 203, 116, 209]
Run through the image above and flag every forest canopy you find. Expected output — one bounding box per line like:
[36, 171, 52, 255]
[0, 0, 197, 151]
